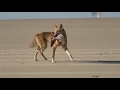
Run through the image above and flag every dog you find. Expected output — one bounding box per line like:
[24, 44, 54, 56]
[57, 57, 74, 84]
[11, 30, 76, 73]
[29, 24, 74, 62]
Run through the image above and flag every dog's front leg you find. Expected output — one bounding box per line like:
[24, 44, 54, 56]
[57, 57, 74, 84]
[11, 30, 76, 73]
[65, 49, 75, 61]
[52, 47, 56, 63]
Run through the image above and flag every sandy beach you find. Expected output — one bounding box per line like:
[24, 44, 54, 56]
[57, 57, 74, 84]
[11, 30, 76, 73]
[0, 18, 120, 78]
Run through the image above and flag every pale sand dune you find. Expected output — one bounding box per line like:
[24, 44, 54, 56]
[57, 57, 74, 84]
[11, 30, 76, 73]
[0, 18, 120, 78]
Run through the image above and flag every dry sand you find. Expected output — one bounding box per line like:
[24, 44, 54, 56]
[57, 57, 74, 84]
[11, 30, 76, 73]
[0, 18, 120, 78]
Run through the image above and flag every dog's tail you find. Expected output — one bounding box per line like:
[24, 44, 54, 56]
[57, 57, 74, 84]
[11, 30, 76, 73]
[29, 36, 37, 48]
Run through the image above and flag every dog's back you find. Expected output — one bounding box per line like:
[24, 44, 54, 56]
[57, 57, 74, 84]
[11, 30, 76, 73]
[29, 32, 54, 48]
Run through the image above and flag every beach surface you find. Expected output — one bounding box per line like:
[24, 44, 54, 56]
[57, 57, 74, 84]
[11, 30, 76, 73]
[0, 18, 120, 78]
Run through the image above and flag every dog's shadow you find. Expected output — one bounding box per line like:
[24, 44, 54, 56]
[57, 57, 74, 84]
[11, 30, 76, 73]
[57, 60, 120, 64]
[74, 60, 120, 64]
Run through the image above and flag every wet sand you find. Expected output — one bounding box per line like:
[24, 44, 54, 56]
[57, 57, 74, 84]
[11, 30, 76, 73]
[0, 18, 120, 78]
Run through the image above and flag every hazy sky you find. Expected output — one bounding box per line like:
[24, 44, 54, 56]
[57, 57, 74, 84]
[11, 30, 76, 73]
[0, 12, 120, 20]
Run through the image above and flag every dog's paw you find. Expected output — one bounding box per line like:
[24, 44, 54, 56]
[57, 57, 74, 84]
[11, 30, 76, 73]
[71, 59, 75, 61]
[52, 60, 56, 63]
[34, 59, 38, 61]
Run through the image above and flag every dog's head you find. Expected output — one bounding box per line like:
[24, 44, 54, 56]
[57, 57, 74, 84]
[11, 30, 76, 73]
[53, 24, 65, 37]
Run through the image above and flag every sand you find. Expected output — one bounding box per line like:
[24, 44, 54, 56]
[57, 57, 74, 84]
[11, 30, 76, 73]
[0, 18, 120, 78]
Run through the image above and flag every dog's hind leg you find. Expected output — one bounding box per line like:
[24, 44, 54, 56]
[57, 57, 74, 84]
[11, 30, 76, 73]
[40, 50, 47, 60]
[39, 41, 48, 60]
[34, 46, 40, 61]
[36, 38, 47, 60]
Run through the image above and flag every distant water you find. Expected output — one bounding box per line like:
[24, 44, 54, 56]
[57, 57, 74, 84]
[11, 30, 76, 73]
[0, 12, 120, 20]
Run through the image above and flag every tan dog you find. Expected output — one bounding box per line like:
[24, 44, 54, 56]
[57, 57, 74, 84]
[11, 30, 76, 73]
[29, 24, 74, 62]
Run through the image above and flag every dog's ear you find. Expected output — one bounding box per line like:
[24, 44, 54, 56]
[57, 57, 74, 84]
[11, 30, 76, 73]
[59, 24, 63, 29]
[54, 25, 58, 28]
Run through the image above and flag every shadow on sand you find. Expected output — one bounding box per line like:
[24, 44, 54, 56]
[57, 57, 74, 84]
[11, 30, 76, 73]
[57, 60, 120, 64]
[54, 59, 120, 64]
[75, 60, 120, 64]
